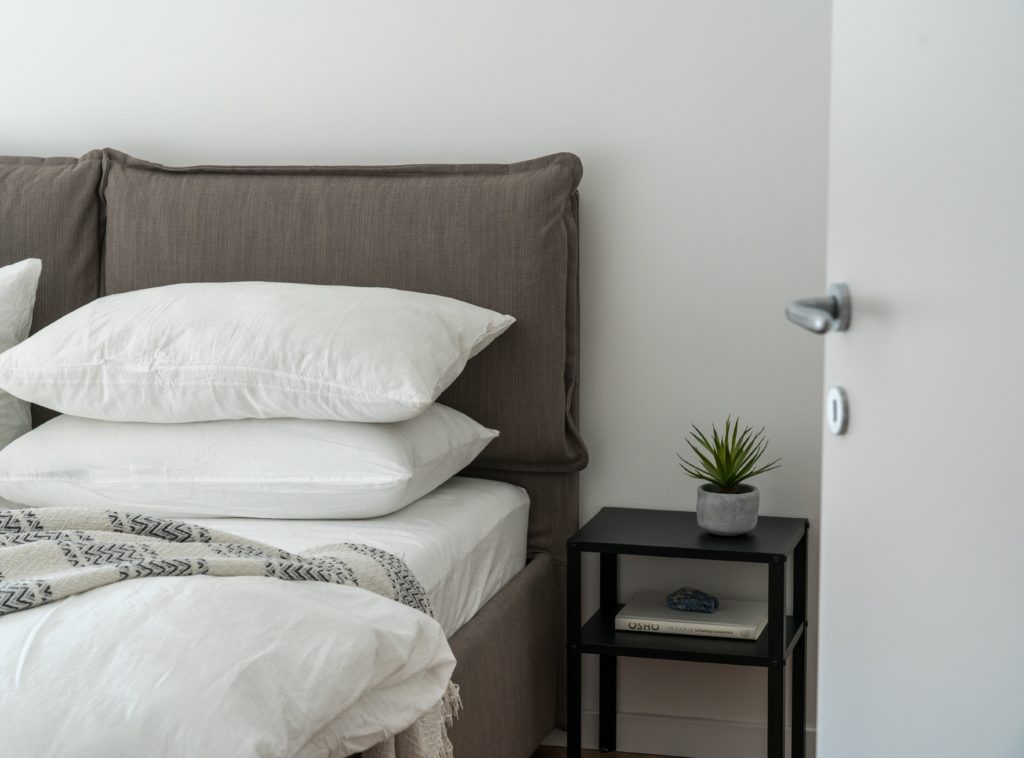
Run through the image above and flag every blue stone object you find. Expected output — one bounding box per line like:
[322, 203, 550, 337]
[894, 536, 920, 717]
[666, 587, 719, 614]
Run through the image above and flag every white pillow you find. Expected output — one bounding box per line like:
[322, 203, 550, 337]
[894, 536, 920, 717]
[0, 281, 514, 423]
[0, 404, 497, 519]
[0, 259, 42, 448]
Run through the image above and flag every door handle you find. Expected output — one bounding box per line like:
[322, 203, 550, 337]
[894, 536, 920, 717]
[786, 283, 851, 333]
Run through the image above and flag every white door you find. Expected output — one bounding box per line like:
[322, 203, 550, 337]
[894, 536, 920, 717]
[817, 2, 1024, 757]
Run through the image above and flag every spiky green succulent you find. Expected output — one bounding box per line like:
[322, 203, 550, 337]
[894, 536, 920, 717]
[678, 416, 781, 492]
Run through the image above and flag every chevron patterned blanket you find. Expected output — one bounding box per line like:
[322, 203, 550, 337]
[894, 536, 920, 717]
[0, 507, 459, 758]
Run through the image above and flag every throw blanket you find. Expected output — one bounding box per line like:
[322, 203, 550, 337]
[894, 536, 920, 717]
[0, 508, 460, 758]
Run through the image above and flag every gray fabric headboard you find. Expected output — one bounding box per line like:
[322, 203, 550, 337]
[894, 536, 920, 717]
[0, 148, 585, 559]
[0, 152, 104, 426]
[101, 149, 586, 473]
[0, 153, 102, 334]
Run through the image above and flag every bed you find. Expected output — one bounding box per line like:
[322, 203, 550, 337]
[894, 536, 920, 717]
[0, 148, 586, 757]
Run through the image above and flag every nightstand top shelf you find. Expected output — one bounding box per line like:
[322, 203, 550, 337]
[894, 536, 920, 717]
[569, 507, 808, 562]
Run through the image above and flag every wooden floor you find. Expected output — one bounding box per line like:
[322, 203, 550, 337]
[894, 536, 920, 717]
[531, 748, 668, 758]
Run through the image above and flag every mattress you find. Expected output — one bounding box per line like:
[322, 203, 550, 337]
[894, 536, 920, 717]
[189, 476, 530, 636]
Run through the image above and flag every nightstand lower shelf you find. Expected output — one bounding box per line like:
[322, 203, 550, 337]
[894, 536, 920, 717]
[579, 605, 806, 667]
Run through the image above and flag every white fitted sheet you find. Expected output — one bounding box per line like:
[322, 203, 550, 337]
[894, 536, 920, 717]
[189, 476, 530, 636]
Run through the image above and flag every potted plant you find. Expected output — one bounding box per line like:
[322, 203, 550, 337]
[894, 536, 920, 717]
[678, 417, 781, 536]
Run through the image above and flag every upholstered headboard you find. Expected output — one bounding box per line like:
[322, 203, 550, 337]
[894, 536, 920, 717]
[0, 148, 585, 566]
[0, 154, 103, 332]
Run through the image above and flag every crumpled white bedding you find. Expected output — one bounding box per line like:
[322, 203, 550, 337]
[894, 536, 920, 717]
[194, 476, 531, 636]
[0, 574, 454, 757]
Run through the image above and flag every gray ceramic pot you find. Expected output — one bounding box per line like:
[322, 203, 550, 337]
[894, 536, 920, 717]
[696, 484, 759, 536]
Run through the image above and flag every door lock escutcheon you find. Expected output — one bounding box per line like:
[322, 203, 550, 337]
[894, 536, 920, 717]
[827, 386, 849, 435]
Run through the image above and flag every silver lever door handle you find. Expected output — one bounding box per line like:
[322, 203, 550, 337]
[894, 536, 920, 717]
[786, 283, 851, 333]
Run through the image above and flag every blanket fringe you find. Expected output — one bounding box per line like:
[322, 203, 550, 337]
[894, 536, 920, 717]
[363, 680, 461, 758]
[438, 681, 461, 758]
[442, 681, 462, 727]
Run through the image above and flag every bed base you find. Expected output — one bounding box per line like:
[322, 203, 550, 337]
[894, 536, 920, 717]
[447, 553, 558, 757]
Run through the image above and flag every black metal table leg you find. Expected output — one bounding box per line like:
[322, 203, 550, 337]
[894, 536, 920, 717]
[791, 635, 806, 758]
[768, 659, 787, 758]
[767, 554, 786, 758]
[599, 656, 616, 752]
[791, 529, 809, 758]
[598, 553, 618, 752]
[567, 544, 582, 758]
[568, 650, 582, 757]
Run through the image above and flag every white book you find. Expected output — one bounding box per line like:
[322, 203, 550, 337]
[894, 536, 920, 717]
[615, 592, 769, 640]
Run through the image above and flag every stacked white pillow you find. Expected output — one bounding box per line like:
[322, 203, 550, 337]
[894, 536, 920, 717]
[0, 281, 513, 518]
[0, 259, 42, 450]
[0, 281, 512, 423]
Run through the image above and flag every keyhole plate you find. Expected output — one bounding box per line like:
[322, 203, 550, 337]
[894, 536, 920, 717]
[828, 386, 849, 435]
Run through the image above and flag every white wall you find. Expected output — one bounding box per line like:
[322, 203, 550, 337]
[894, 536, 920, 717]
[0, 2, 830, 754]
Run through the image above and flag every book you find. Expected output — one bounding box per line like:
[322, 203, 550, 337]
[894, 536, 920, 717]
[615, 592, 769, 640]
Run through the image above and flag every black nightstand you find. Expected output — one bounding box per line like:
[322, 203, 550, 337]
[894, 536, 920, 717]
[567, 507, 809, 758]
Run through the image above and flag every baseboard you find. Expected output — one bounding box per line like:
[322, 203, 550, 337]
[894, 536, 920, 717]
[543, 712, 817, 758]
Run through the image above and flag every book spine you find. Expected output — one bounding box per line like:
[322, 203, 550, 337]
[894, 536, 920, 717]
[615, 616, 756, 639]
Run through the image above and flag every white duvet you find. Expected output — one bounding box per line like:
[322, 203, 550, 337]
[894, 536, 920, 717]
[0, 574, 454, 758]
